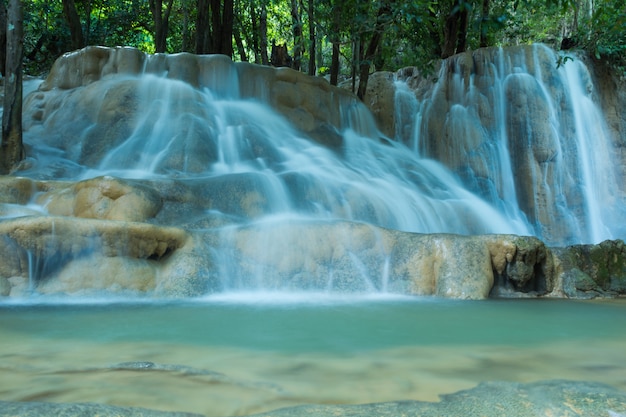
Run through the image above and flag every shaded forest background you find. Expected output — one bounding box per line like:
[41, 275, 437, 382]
[6, 0, 626, 85]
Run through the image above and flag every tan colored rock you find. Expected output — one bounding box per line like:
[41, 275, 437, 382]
[38, 176, 162, 222]
[0, 176, 39, 204]
[32, 46, 356, 153]
[205, 221, 554, 299]
[362, 71, 396, 138]
[38, 255, 157, 295]
[0, 215, 192, 296]
[0, 216, 187, 260]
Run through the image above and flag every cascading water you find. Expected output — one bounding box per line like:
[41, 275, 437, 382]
[8, 44, 624, 297]
[394, 44, 625, 245]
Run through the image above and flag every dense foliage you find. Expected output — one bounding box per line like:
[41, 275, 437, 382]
[11, 0, 626, 81]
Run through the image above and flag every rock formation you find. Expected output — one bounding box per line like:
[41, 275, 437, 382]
[363, 45, 626, 246]
[1, 45, 626, 299]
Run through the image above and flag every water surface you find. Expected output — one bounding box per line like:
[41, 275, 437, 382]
[1, 296, 625, 416]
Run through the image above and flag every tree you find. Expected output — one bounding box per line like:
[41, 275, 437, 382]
[441, 0, 471, 58]
[290, 0, 303, 70]
[149, 0, 175, 53]
[356, 0, 393, 100]
[196, 0, 234, 56]
[196, 0, 210, 53]
[1, 0, 23, 174]
[62, 0, 85, 50]
[0, 1, 6, 76]
[328, 0, 342, 85]
[306, 0, 315, 75]
[258, 0, 269, 64]
[214, 0, 234, 56]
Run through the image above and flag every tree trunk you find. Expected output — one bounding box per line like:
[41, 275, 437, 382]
[356, 0, 391, 100]
[149, 0, 174, 53]
[479, 0, 490, 47]
[207, 0, 233, 56]
[0, 3, 6, 77]
[441, 4, 459, 58]
[220, 0, 234, 56]
[1, 0, 23, 174]
[329, 0, 341, 85]
[259, 0, 269, 65]
[441, 0, 469, 58]
[456, 5, 469, 53]
[233, 15, 247, 61]
[196, 0, 211, 54]
[181, 0, 193, 51]
[307, 0, 315, 75]
[62, 0, 85, 50]
[83, 0, 92, 44]
[290, 0, 303, 71]
[250, 0, 260, 63]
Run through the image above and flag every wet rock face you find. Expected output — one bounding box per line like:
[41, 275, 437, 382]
[38, 176, 163, 222]
[553, 239, 626, 297]
[0, 171, 624, 299]
[4, 46, 626, 300]
[29, 46, 355, 156]
[363, 45, 626, 247]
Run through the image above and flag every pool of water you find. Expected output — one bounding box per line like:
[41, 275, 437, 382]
[1, 295, 625, 416]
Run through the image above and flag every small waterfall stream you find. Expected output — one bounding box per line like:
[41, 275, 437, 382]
[394, 44, 625, 245]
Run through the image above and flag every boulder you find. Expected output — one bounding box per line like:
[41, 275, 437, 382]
[551, 239, 626, 298]
[38, 176, 162, 222]
[0, 216, 198, 297]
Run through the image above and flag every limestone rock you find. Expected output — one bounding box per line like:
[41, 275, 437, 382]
[0, 216, 191, 296]
[0, 176, 39, 204]
[245, 380, 626, 417]
[205, 222, 555, 300]
[38, 176, 162, 222]
[29, 46, 356, 158]
[361, 71, 396, 138]
[369, 45, 626, 247]
[0, 401, 202, 417]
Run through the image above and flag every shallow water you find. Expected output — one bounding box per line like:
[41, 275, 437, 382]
[1, 296, 625, 416]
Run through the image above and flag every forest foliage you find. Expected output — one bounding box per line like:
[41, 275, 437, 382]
[11, 0, 626, 86]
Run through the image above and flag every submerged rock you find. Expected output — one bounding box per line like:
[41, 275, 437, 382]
[1, 380, 623, 417]
[245, 380, 626, 417]
[0, 401, 203, 417]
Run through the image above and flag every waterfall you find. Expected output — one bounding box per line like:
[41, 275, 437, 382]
[13, 44, 624, 297]
[395, 44, 625, 245]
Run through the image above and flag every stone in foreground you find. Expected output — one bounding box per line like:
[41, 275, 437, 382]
[247, 380, 626, 417]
